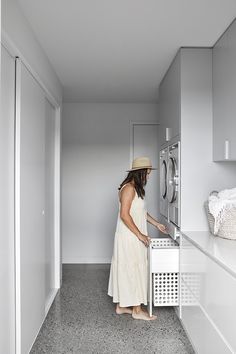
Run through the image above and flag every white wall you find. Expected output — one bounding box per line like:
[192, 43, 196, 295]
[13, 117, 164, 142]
[1, 0, 62, 104]
[180, 48, 236, 231]
[62, 103, 159, 263]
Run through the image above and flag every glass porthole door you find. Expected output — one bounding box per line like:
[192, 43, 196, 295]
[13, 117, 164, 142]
[161, 160, 167, 199]
[167, 157, 178, 203]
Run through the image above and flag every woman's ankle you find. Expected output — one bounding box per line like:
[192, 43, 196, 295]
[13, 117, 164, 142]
[132, 305, 141, 314]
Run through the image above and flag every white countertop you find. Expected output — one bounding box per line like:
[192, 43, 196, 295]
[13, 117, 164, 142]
[181, 231, 236, 279]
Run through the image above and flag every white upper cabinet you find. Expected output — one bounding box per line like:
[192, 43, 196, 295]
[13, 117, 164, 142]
[159, 51, 181, 147]
[213, 19, 236, 161]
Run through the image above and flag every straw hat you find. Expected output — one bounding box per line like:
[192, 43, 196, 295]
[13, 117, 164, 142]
[127, 156, 157, 172]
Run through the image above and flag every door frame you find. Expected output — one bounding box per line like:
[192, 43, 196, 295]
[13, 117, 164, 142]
[129, 121, 160, 165]
[130, 120, 160, 238]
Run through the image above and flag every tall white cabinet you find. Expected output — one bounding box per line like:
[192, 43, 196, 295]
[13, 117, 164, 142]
[16, 60, 47, 354]
[213, 19, 236, 161]
[159, 47, 236, 233]
[0, 49, 61, 353]
[15, 59, 61, 354]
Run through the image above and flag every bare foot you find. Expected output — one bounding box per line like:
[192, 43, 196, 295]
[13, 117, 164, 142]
[132, 310, 157, 321]
[116, 305, 132, 315]
[141, 306, 149, 314]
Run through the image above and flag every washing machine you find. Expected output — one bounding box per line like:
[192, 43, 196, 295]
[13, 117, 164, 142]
[167, 142, 180, 229]
[159, 147, 168, 220]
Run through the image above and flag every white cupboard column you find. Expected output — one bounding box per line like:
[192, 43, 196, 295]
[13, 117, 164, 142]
[213, 19, 236, 161]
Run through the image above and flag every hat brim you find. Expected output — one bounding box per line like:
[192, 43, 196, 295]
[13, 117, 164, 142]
[126, 166, 157, 172]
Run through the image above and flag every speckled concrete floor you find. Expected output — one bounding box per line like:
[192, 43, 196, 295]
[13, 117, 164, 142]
[30, 264, 195, 354]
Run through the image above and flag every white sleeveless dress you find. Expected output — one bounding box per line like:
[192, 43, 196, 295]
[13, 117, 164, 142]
[107, 185, 148, 307]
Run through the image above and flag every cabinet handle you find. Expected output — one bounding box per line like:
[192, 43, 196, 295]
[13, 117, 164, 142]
[166, 127, 171, 141]
[224, 140, 230, 160]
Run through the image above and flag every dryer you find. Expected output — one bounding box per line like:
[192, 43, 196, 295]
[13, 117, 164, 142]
[159, 147, 168, 220]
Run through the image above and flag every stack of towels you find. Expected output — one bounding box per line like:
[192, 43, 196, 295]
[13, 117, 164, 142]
[208, 187, 236, 234]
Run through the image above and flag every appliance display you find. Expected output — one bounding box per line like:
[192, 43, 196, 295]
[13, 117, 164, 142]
[159, 141, 180, 241]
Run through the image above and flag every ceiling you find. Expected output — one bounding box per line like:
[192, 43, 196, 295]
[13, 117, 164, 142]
[18, 0, 236, 102]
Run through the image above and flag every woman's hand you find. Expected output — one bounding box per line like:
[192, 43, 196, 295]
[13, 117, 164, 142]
[137, 233, 151, 247]
[156, 223, 168, 234]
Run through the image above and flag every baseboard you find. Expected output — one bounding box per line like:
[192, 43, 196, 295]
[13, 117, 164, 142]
[174, 305, 180, 318]
[45, 288, 59, 316]
[178, 316, 198, 354]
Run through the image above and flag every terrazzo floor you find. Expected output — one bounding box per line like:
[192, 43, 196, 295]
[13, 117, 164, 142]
[30, 264, 195, 354]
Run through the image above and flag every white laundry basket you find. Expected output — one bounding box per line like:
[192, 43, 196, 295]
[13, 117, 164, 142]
[150, 237, 179, 306]
[205, 190, 236, 240]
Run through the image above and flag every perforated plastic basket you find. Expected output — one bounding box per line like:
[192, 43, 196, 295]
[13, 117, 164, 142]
[150, 237, 179, 306]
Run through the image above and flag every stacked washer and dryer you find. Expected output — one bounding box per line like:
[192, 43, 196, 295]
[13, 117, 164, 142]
[160, 141, 180, 241]
[148, 141, 181, 314]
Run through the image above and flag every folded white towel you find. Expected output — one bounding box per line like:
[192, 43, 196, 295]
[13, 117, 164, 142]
[218, 188, 236, 200]
[208, 188, 236, 234]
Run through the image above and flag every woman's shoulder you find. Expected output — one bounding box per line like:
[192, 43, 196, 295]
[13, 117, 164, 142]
[119, 183, 136, 199]
[120, 182, 135, 193]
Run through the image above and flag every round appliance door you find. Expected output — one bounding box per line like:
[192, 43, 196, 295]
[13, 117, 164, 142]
[160, 160, 167, 199]
[167, 157, 177, 203]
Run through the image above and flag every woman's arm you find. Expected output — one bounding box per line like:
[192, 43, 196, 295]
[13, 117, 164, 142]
[147, 212, 159, 227]
[147, 212, 168, 234]
[120, 185, 150, 247]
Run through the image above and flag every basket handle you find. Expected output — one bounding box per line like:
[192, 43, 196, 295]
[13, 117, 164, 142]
[209, 190, 218, 196]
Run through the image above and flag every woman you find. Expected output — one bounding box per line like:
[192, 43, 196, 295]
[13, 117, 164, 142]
[108, 156, 167, 321]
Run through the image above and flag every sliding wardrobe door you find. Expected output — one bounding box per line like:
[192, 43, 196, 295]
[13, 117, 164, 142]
[0, 45, 16, 354]
[15, 60, 46, 354]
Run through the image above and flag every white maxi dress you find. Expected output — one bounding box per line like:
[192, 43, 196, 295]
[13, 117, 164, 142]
[108, 185, 148, 307]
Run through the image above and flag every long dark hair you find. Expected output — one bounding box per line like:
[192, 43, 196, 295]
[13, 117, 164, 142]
[118, 169, 148, 199]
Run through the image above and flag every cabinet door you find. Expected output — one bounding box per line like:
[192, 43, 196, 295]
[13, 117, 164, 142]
[158, 86, 166, 146]
[181, 281, 231, 354]
[181, 236, 236, 353]
[213, 20, 236, 161]
[158, 52, 181, 146]
[16, 61, 46, 354]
